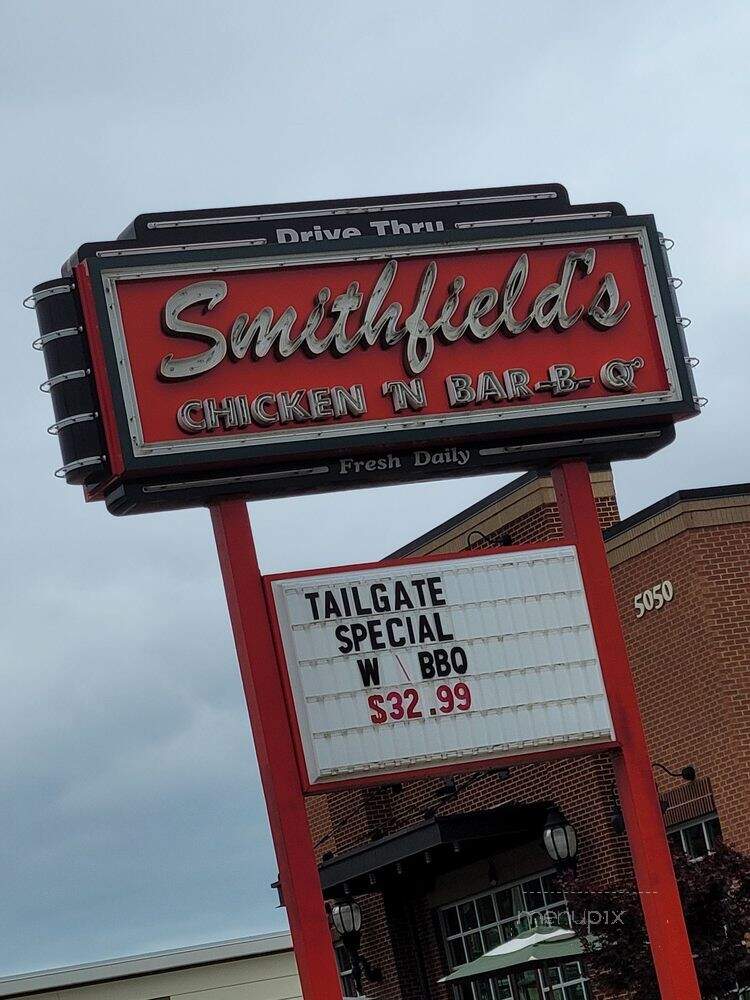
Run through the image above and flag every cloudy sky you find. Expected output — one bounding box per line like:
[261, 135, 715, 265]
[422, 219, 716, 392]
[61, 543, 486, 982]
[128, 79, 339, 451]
[1, 0, 749, 977]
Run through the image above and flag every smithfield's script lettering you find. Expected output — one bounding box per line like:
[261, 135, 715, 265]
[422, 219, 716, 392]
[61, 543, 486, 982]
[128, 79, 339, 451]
[159, 250, 630, 381]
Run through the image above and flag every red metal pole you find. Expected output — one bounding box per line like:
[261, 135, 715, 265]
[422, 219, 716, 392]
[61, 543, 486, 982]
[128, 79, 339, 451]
[210, 499, 344, 1000]
[551, 461, 700, 999]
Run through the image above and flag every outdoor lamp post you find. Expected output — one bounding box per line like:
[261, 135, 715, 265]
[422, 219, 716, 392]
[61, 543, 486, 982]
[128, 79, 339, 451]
[542, 807, 579, 869]
[331, 899, 364, 995]
[330, 899, 383, 996]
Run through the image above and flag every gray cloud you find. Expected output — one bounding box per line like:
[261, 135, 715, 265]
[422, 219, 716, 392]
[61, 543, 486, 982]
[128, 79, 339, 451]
[1, 0, 748, 976]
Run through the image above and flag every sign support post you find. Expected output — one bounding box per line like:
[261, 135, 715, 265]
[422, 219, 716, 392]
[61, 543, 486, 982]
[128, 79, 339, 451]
[210, 498, 344, 1000]
[552, 460, 701, 1000]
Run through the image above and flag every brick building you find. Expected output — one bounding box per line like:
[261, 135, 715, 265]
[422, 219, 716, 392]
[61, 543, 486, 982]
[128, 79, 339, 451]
[306, 469, 750, 1000]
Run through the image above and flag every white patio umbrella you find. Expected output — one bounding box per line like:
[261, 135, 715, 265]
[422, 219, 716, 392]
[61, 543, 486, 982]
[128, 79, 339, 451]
[439, 926, 584, 984]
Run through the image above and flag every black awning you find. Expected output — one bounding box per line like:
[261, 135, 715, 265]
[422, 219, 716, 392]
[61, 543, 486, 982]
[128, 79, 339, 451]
[320, 802, 550, 898]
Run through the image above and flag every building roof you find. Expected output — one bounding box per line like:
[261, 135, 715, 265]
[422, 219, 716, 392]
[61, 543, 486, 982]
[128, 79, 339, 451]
[387, 471, 541, 557]
[0, 932, 293, 998]
[388, 472, 750, 558]
[603, 482, 750, 540]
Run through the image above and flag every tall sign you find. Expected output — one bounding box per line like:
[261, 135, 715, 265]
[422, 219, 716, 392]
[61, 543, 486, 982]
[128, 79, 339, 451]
[29, 185, 703, 1000]
[30, 184, 696, 514]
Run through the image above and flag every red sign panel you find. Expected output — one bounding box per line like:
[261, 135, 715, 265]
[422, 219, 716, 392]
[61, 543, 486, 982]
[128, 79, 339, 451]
[105, 236, 672, 456]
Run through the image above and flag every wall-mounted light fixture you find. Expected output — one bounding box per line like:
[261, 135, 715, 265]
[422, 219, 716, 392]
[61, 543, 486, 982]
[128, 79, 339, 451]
[542, 807, 578, 869]
[466, 529, 513, 549]
[330, 898, 382, 995]
[654, 762, 697, 782]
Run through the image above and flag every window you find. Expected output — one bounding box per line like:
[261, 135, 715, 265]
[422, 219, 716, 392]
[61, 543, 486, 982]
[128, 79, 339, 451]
[439, 872, 588, 1000]
[335, 942, 358, 998]
[546, 961, 590, 999]
[668, 814, 722, 859]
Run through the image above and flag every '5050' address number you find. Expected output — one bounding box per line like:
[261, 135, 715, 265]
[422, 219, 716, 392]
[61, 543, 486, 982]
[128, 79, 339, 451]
[634, 580, 674, 618]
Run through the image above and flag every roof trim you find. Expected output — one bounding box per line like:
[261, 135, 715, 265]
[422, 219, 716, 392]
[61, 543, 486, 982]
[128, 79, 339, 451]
[387, 464, 614, 558]
[388, 472, 750, 561]
[0, 932, 293, 998]
[603, 482, 750, 541]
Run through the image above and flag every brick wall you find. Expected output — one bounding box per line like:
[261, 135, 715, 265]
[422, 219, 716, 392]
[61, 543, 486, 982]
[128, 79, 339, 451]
[465, 491, 620, 549]
[611, 520, 750, 852]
